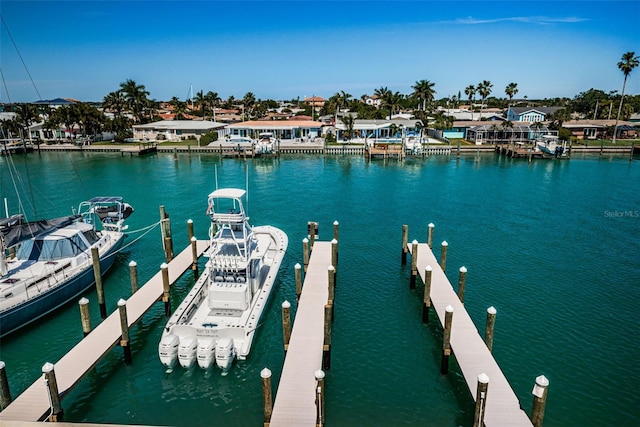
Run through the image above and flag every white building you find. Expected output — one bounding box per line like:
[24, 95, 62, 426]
[132, 120, 227, 142]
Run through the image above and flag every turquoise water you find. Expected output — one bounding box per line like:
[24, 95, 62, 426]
[1, 151, 639, 426]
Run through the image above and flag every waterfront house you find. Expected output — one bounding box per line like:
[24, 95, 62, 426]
[506, 106, 562, 123]
[132, 120, 227, 142]
[334, 119, 423, 142]
[226, 119, 324, 141]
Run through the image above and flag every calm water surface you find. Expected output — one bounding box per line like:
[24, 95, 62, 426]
[0, 151, 638, 426]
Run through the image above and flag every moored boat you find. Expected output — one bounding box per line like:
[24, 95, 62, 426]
[536, 135, 567, 157]
[158, 188, 287, 372]
[0, 197, 133, 337]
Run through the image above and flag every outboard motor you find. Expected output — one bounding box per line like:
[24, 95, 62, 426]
[215, 338, 235, 372]
[158, 334, 180, 369]
[197, 339, 216, 369]
[178, 336, 198, 368]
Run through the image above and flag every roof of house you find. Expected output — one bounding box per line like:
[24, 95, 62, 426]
[133, 120, 226, 130]
[508, 106, 562, 116]
[304, 96, 326, 102]
[227, 120, 323, 128]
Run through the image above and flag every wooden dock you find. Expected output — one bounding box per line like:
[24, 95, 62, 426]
[408, 242, 532, 426]
[0, 240, 209, 422]
[366, 143, 405, 160]
[120, 142, 157, 156]
[269, 241, 332, 426]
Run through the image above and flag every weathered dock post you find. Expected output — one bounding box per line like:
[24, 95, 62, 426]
[159, 206, 174, 262]
[331, 238, 338, 284]
[117, 299, 132, 365]
[328, 265, 336, 321]
[401, 224, 409, 265]
[323, 304, 332, 370]
[161, 263, 171, 317]
[190, 236, 199, 278]
[457, 266, 467, 303]
[333, 220, 339, 243]
[485, 306, 497, 352]
[0, 361, 12, 410]
[315, 369, 326, 427]
[531, 375, 550, 427]
[91, 247, 107, 319]
[427, 223, 434, 249]
[440, 241, 448, 273]
[441, 305, 454, 374]
[472, 373, 489, 427]
[303, 238, 310, 273]
[187, 219, 194, 241]
[129, 261, 138, 294]
[78, 297, 91, 336]
[422, 265, 433, 323]
[281, 301, 291, 354]
[410, 240, 419, 289]
[260, 368, 273, 427]
[42, 362, 63, 421]
[308, 221, 318, 249]
[295, 263, 302, 302]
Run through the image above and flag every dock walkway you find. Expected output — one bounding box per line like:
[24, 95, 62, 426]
[409, 243, 532, 426]
[269, 241, 332, 426]
[0, 240, 209, 422]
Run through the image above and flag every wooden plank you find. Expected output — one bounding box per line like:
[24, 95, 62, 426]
[270, 241, 331, 426]
[409, 243, 532, 426]
[0, 240, 209, 422]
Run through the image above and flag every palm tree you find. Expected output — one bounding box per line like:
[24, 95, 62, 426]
[242, 92, 256, 118]
[382, 91, 403, 119]
[194, 90, 206, 118]
[205, 91, 221, 121]
[613, 51, 639, 144]
[464, 85, 476, 120]
[333, 90, 352, 123]
[103, 90, 127, 117]
[119, 79, 150, 123]
[505, 82, 518, 118]
[412, 79, 436, 111]
[477, 80, 493, 120]
[14, 103, 39, 143]
[169, 96, 187, 120]
[340, 114, 355, 142]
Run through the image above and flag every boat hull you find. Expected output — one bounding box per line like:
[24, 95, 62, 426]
[0, 234, 124, 338]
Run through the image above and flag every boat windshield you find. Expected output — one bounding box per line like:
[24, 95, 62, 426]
[16, 233, 88, 261]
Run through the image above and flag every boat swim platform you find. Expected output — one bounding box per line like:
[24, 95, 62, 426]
[408, 242, 532, 426]
[269, 241, 332, 427]
[0, 240, 209, 423]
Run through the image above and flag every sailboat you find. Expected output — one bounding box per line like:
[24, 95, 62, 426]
[0, 197, 133, 337]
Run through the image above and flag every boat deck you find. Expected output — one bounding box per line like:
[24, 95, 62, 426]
[0, 240, 209, 422]
[269, 241, 332, 426]
[408, 243, 532, 426]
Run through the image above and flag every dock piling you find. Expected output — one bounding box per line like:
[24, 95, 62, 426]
[441, 305, 454, 374]
[117, 299, 132, 365]
[440, 241, 448, 273]
[333, 220, 339, 242]
[308, 221, 318, 249]
[129, 261, 138, 294]
[159, 206, 174, 262]
[331, 239, 338, 283]
[161, 263, 171, 317]
[303, 238, 310, 273]
[315, 370, 326, 427]
[190, 236, 199, 277]
[531, 375, 549, 427]
[187, 219, 194, 241]
[260, 368, 273, 427]
[42, 363, 63, 422]
[323, 304, 332, 370]
[328, 265, 335, 321]
[485, 306, 497, 352]
[294, 263, 302, 302]
[422, 265, 433, 323]
[78, 297, 91, 336]
[91, 247, 106, 319]
[427, 223, 434, 249]
[401, 225, 409, 265]
[281, 301, 291, 354]
[410, 240, 418, 289]
[473, 373, 490, 427]
[0, 361, 11, 410]
[457, 266, 467, 303]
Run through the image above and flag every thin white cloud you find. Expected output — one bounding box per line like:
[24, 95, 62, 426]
[444, 16, 589, 25]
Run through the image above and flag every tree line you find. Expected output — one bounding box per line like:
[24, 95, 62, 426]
[1, 52, 637, 143]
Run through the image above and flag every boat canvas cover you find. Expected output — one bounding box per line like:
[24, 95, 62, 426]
[0, 215, 80, 248]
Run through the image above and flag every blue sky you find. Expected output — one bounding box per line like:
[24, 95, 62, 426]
[1, 1, 638, 103]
